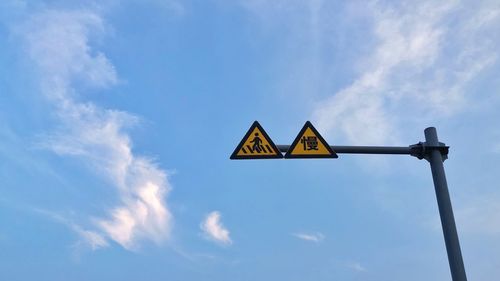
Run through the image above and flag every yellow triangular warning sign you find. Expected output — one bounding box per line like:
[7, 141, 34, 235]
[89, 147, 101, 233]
[230, 121, 283, 159]
[285, 121, 338, 159]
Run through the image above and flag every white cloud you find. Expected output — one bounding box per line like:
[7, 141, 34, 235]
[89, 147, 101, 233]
[240, 0, 500, 145]
[23, 10, 117, 91]
[201, 211, 232, 245]
[291, 232, 325, 243]
[19, 9, 172, 250]
[75, 227, 109, 250]
[35, 209, 109, 251]
[312, 0, 500, 144]
[345, 261, 366, 272]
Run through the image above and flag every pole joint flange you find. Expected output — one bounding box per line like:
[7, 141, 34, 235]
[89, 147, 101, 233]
[410, 142, 449, 162]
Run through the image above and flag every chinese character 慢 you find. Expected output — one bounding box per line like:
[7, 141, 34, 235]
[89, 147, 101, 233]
[301, 136, 318, 150]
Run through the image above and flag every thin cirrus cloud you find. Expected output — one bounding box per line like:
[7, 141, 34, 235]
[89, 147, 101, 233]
[34, 208, 109, 251]
[312, 0, 500, 144]
[18, 9, 172, 250]
[291, 232, 325, 243]
[345, 261, 366, 272]
[239, 0, 500, 144]
[200, 211, 233, 245]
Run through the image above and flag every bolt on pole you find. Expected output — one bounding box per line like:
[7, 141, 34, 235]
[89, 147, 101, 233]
[424, 127, 467, 281]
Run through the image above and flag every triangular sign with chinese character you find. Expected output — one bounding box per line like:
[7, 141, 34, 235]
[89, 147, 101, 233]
[230, 121, 283, 159]
[285, 121, 338, 159]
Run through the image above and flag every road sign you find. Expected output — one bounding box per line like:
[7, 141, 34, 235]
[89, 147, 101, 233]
[285, 121, 338, 158]
[229, 124, 466, 281]
[230, 121, 283, 159]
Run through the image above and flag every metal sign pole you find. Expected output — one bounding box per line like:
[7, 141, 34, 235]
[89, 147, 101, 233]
[423, 127, 467, 281]
[234, 124, 467, 280]
[274, 127, 467, 281]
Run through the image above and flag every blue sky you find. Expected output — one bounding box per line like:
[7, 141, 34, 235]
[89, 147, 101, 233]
[1, 0, 500, 280]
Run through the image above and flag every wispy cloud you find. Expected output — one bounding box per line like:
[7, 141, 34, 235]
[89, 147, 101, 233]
[312, 0, 500, 144]
[200, 211, 232, 245]
[345, 261, 366, 272]
[18, 9, 172, 250]
[291, 232, 325, 243]
[35, 208, 109, 251]
[240, 0, 500, 145]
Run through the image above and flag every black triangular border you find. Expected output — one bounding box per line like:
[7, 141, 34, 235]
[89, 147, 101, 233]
[285, 121, 338, 159]
[230, 121, 283, 160]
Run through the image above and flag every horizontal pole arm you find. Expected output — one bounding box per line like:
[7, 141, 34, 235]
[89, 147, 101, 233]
[277, 145, 412, 155]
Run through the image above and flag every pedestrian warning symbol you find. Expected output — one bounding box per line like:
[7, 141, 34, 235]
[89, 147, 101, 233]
[230, 121, 283, 159]
[285, 121, 338, 159]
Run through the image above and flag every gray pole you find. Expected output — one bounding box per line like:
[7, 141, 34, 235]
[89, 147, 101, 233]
[424, 127, 467, 281]
[247, 127, 468, 279]
[277, 145, 412, 155]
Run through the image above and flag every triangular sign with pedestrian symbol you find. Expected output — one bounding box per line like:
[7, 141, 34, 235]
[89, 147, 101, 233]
[230, 121, 283, 159]
[285, 121, 338, 159]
